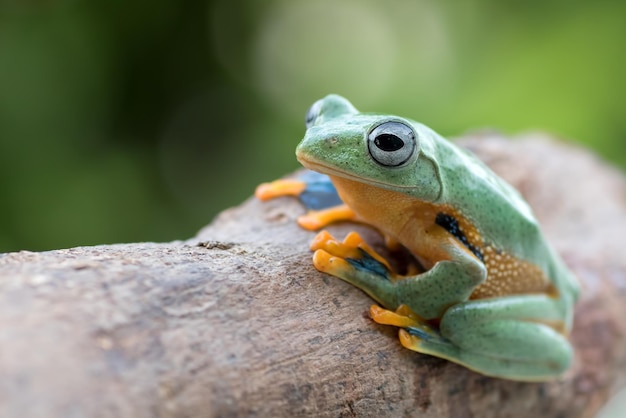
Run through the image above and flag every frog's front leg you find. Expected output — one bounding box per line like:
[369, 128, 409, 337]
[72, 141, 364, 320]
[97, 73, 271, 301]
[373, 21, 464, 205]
[310, 231, 395, 303]
[255, 171, 357, 230]
[312, 230, 486, 320]
[395, 295, 573, 381]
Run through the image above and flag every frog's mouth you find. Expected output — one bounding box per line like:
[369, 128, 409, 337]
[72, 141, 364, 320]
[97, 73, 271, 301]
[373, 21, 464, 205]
[297, 154, 415, 191]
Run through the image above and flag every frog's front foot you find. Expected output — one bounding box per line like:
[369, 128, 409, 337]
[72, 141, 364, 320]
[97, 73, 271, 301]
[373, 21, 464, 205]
[255, 173, 355, 230]
[255, 178, 307, 201]
[309, 231, 401, 308]
[311, 231, 392, 278]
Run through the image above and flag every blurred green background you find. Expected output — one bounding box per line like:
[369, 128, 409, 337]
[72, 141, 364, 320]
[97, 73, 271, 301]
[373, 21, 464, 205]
[1, 0, 625, 252]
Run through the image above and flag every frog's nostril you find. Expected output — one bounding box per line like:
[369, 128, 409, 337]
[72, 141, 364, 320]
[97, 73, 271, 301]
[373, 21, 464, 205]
[326, 137, 339, 146]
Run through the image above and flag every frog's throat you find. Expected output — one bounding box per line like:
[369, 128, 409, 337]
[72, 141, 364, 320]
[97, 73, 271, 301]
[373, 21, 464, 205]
[297, 156, 416, 191]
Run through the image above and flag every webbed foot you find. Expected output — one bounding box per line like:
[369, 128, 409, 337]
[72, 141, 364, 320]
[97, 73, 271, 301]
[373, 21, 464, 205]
[255, 179, 307, 201]
[311, 230, 393, 278]
[370, 304, 445, 349]
[298, 204, 356, 230]
[255, 171, 342, 210]
[306, 230, 403, 308]
[255, 172, 354, 230]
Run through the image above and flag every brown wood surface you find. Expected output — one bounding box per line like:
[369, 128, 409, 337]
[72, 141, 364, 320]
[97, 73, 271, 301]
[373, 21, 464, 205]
[0, 132, 625, 417]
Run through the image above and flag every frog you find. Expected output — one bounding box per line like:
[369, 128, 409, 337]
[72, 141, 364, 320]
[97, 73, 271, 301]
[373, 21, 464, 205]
[255, 94, 580, 381]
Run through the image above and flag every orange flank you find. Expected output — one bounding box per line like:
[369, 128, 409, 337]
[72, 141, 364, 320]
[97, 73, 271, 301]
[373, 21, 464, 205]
[254, 179, 306, 201]
[257, 174, 556, 302]
[471, 245, 553, 299]
[326, 174, 554, 300]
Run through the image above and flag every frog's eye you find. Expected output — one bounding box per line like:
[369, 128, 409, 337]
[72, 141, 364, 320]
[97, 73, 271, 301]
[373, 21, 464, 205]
[305, 99, 324, 128]
[367, 121, 417, 167]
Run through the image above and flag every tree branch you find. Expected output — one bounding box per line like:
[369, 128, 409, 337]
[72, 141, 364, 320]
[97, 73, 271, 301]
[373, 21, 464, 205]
[1, 132, 624, 417]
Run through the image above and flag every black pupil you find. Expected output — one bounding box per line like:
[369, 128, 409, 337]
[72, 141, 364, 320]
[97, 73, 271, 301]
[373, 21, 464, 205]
[374, 134, 404, 152]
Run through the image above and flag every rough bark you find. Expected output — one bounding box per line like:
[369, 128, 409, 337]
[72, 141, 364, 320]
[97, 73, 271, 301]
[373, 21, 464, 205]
[1, 132, 625, 418]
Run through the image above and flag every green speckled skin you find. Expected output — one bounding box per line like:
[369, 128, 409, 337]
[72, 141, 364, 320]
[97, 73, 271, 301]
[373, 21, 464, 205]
[296, 95, 580, 381]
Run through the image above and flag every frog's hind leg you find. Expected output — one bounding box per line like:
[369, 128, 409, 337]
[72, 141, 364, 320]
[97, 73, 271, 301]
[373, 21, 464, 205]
[369, 305, 471, 368]
[396, 295, 573, 381]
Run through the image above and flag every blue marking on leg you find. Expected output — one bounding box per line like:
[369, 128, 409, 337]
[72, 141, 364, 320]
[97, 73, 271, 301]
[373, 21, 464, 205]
[407, 327, 434, 341]
[407, 326, 447, 344]
[297, 171, 342, 210]
[345, 248, 390, 280]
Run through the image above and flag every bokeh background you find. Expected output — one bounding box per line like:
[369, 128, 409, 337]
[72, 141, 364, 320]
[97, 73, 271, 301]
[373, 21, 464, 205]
[1, 0, 625, 252]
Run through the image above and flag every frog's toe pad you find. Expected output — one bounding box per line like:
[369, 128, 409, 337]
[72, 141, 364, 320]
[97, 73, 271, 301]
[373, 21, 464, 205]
[372, 305, 443, 345]
[312, 249, 354, 276]
[370, 305, 421, 328]
[400, 325, 442, 345]
[297, 205, 356, 231]
[399, 329, 423, 351]
[311, 232, 393, 281]
[311, 246, 385, 278]
[297, 211, 329, 230]
[255, 179, 307, 201]
[310, 231, 393, 272]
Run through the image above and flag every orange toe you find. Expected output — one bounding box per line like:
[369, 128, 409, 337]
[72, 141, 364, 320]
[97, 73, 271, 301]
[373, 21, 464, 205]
[370, 305, 420, 328]
[255, 179, 306, 201]
[312, 249, 352, 275]
[399, 329, 420, 350]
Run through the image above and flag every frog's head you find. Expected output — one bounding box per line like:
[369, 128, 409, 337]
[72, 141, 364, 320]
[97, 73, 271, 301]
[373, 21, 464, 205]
[296, 95, 441, 201]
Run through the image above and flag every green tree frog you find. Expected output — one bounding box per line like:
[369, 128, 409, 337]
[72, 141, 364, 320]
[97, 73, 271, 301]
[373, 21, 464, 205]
[256, 95, 580, 381]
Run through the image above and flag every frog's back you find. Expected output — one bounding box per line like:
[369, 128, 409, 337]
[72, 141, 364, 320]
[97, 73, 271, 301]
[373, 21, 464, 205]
[421, 128, 579, 302]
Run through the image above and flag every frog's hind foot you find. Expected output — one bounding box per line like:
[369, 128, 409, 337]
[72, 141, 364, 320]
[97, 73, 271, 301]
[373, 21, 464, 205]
[370, 304, 445, 345]
[375, 306, 462, 363]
